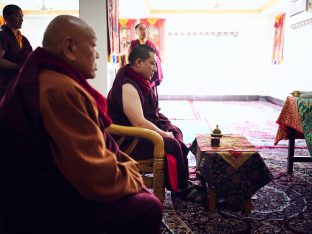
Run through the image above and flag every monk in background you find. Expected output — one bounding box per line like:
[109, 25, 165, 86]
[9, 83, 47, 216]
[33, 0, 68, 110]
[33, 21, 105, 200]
[0, 15, 162, 234]
[108, 44, 206, 202]
[128, 23, 163, 87]
[0, 4, 32, 98]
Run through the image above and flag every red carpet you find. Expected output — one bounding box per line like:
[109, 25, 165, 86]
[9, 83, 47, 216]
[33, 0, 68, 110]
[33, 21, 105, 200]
[160, 100, 307, 149]
[163, 148, 312, 233]
[159, 100, 312, 233]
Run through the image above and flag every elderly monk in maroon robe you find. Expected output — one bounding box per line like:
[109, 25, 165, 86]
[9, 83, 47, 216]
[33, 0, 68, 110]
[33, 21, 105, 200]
[128, 23, 163, 87]
[0, 15, 162, 234]
[107, 44, 205, 202]
[0, 4, 32, 98]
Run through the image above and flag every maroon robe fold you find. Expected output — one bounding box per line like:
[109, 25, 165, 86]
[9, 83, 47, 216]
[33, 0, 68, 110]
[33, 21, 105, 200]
[107, 65, 189, 191]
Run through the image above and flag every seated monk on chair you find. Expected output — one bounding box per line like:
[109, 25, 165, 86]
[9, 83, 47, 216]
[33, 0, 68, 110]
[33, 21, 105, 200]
[0, 15, 162, 234]
[107, 44, 205, 202]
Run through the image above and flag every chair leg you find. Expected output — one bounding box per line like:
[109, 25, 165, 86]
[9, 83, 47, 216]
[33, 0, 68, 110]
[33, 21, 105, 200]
[153, 159, 165, 202]
[287, 129, 295, 175]
[208, 189, 251, 213]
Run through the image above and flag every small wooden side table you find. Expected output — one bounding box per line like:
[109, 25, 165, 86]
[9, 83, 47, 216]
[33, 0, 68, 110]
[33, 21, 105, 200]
[274, 96, 312, 174]
[190, 134, 272, 213]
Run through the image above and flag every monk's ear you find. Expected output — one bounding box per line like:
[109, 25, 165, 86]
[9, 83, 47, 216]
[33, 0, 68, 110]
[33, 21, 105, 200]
[62, 36, 77, 61]
[135, 58, 143, 67]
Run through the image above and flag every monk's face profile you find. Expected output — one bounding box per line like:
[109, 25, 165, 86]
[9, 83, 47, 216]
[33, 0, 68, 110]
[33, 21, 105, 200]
[42, 15, 100, 79]
[72, 29, 99, 79]
[137, 52, 157, 81]
[5, 9, 23, 29]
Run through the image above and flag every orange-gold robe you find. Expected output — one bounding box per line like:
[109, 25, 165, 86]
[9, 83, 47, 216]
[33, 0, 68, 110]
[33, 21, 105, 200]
[39, 69, 143, 202]
[0, 47, 162, 234]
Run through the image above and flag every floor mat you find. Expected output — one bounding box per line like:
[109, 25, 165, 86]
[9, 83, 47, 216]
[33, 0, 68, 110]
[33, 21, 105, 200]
[159, 100, 311, 233]
[159, 100, 196, 120]
[160, 100, 307, 148]
[163, 148, 312, 234]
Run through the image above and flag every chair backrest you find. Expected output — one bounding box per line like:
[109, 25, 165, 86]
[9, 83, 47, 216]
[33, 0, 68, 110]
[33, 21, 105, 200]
[107, 124, 165, 202]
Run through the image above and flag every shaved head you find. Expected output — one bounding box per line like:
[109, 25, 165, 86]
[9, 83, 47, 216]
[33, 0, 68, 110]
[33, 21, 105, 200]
[42, 15, 94, 54]
[42, 15, 99, 79]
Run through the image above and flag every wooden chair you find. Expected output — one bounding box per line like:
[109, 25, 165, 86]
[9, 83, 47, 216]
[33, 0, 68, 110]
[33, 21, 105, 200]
[107, 124, 165, 202]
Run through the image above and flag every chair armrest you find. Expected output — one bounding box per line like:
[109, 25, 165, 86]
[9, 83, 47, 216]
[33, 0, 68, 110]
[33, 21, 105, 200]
[107, 124, 165, 160]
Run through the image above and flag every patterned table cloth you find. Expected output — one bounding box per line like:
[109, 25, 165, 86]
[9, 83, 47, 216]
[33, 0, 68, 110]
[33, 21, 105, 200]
[274, 96, 304, 145]
[190, 134, 273, 209]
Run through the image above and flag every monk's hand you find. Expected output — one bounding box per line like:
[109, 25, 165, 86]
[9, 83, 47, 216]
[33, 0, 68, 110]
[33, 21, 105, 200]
[166, 131, 174, 138]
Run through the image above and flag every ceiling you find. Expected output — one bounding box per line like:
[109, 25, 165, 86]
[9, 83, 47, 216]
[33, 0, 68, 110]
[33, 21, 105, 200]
[0, 0, 79, 15]
[148, 0, 274, 10]
[120, 0, 284, 17]
[0, 0, 284, 16]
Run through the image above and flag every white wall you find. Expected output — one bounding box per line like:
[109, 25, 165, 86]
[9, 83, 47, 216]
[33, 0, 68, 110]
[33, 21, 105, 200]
[17, 9, 109, 98]
[154, 14, 273, 96]
[17, 3, 312, 100]
[157, 11, 312, 99]
[22, 15, 59, 49]
[268, 12, 312, 100]
[79, 0, 109, 95]
[19, 0, 109, 96]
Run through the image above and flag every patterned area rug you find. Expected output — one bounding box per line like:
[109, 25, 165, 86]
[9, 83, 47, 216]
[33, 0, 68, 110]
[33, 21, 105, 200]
[162, 148, 312, 233]
[159, 100, 312, 233]
[161, 100, 307, 148]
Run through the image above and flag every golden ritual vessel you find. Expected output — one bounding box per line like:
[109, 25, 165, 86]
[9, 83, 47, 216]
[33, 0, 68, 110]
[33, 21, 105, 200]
[211, 125, 222, 147]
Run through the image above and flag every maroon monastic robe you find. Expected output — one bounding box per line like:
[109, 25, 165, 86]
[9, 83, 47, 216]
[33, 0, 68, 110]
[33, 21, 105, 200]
[130, 39, 163, 87]
[0, 25, 32, 89]
[107, 65, 190, 191]
[0, 48, 162, 234]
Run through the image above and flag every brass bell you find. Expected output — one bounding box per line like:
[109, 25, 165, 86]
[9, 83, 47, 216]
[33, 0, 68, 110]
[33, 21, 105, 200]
[211, 125, 222, 147]
[211, 125, 222, 138]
